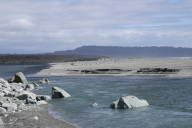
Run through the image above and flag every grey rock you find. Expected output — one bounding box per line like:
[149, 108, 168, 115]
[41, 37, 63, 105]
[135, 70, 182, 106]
[4, 92, 16, 97]
[36, 95, 51, 101]
[26, 98, 36, 104]
[39, 78, 50, 84]
[2, 103, 17, 112]
[16, 91, 37, 100]
[52, 86, 71, 98]
[0, 78, 9, 88]
[17, 91, 38, 104]
[111, 96, 149, 109]
[24, 84, 35, 91]
[0, 107, 6, 113]
[33, 83, 40, 88]
[9, 72, 28, 84]
[37, 100, 48, 105]
[91, 103, 98, 107]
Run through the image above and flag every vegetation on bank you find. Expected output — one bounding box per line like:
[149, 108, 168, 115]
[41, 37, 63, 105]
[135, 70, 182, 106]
[0, 54, 101, 64]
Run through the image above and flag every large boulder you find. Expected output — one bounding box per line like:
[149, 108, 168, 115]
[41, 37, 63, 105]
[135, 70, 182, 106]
[9, 72, 28, 84]
[110, 96, 149, 109]
[52, 86, 71, 98]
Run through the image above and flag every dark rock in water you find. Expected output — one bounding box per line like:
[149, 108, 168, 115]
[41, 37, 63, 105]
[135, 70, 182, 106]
[39, 78, 50, 84]
[52, 86, 71, 98]
[8, 72, 28, 84]
[111, 96, 149, 109]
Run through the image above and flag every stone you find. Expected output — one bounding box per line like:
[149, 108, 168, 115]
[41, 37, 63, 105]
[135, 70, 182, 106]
[2, 103, 17, 112]
[9, 72, 28, 84]
[24, 84, 35, 91]
[110, 96, 149, 109]
[52, 86, 71, 98]
[39, 78, 50, 84]
[33, 83, 40, 88]
[16, 91, 37, 100]
[0, 78, 10, 88]
[26, 98, 37, 104]
[33, 116, 39, 120]
[0, 107, 6, 113]
[16, 91, 38, 104]
[37, 101, 48, 105]
[91, 103, 98, 107]
[36, 95, 51, 101]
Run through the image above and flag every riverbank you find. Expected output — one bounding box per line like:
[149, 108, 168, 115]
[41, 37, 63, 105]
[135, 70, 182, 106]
[2, 105, 76, 128]
[36, 58, 192, 77]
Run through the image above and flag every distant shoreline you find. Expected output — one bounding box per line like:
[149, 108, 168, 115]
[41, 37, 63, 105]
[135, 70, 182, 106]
[0, 54, 101, 64]
[36, 58, 192, 78]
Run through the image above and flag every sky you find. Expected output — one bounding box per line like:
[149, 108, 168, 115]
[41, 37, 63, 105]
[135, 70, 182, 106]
[0, 0, 192, 53]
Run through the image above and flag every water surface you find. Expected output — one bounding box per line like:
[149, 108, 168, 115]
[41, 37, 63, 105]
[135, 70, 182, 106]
[1, 65, 192, 128]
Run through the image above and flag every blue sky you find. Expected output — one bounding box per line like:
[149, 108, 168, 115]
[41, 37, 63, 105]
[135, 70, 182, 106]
[0, 0, 192, 53]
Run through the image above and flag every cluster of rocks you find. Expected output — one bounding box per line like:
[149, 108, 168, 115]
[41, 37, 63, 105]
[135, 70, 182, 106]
[137, 68, 179, 74]
[0, 72, 70, 114]
[0, 71, 150, 113]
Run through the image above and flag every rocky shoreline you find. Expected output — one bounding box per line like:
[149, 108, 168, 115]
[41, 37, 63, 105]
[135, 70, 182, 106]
[0, 72, 76, 128]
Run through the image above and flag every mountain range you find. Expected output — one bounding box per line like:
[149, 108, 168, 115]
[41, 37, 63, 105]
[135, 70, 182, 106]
[54, 46, 192, 58]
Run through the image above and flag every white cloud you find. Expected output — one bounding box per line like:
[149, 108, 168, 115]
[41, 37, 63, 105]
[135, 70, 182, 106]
[0, 0, 191, 53]
[10, 18, 35, 29]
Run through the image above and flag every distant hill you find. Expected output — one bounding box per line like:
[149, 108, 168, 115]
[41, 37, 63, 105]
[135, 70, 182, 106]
[54, 46, 192, 58]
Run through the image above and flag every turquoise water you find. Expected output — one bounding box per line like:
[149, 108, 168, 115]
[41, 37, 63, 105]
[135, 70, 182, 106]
[1, 65, 192, 128]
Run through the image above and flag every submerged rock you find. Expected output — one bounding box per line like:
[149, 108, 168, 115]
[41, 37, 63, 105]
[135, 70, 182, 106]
[111, 96, 149, 109]
[52, 86, 71, 98]
[9, 72, 28, 84]
[91, 103, 98, 107]
[39, 78, 50, 84]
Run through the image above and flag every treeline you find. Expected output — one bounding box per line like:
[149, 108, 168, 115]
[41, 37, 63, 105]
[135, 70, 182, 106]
[0, 54, 101, 64]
